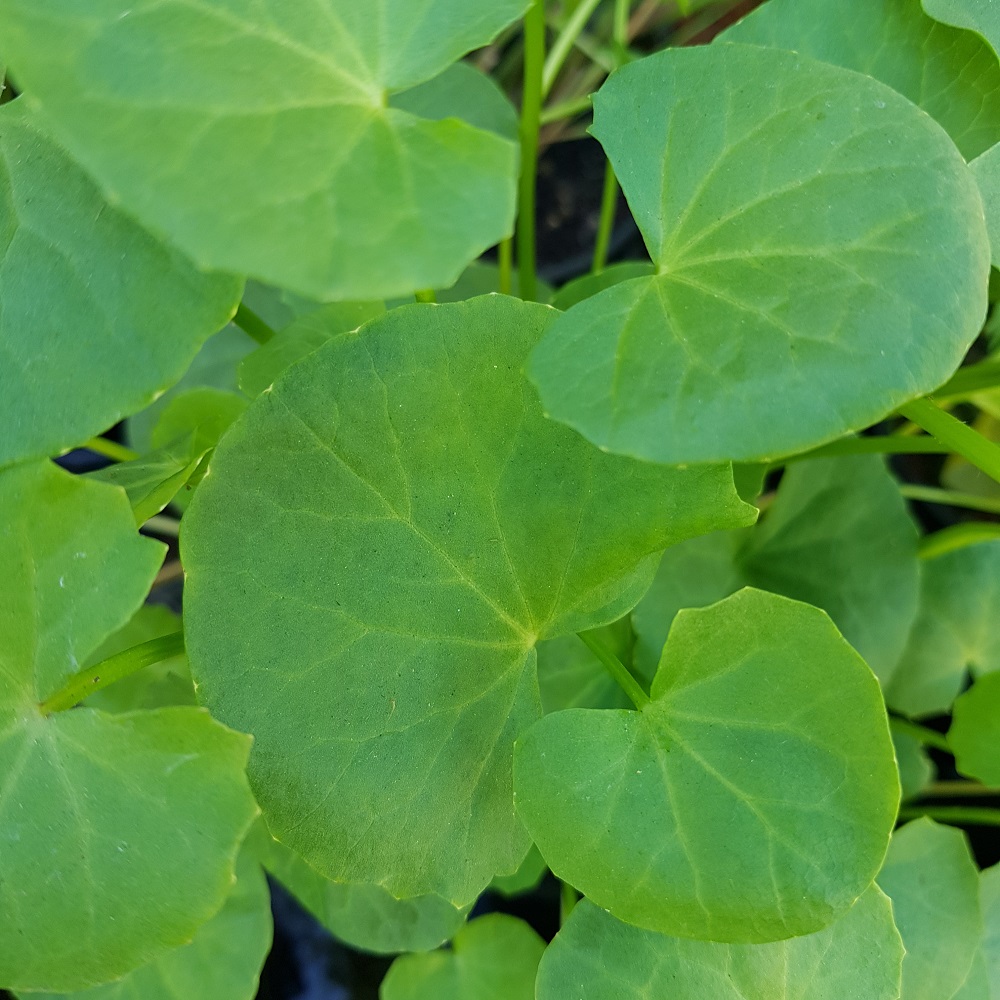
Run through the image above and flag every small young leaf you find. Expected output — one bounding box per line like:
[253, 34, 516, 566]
[551, 261, 656, 312]
[380, 915, 545, 1000]
[489, 844, 547, 897]
[724, 0, 1000, 159]
[535, 888, 903, 1000]
[249, 824, 467, 954]
[886, 539, 1000, 717]
[0, 101, 241, 468]
[893, 729, 935, 802]
[514, 588, 899, 943]
[182, 295, 755, 906]
[151, 389, 249, 455]
[0, 1, 526, 299]
[876, 818, 982, 1000]
[0, 461, 258, 991]
[20, 850, 273, 1000]
[633, 455, 920, 684]
[528, 44, 990, 464]
[537, 620, 636, 713]
[950, 672, 1000, 784]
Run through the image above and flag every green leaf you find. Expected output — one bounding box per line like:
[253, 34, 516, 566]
[489, 844, 547, 897]
[972, 144, 1000, 267]
[238, 302, 385, 398]
[390, 61, 519, 142]
[0, 100, 240, 468]
[528, 44, 990, 464]
[950, 672, 1000, 784]
[514, 588, 899, 943]
[876, 818, 982, 1000]
[983, 865, 1000, 993]
[551, 261, 656, 312]
[250, 824, 467, 955]
[0, 461, 258, 991]
[151, 388, 249, 455]
[951, 953, 991, 1000]
[0, 1, 525, 300]
[723, 0, 1000, 159]
[922, 0, 1000, 57]
[886, 540, 1000, 717]
[633, 456, 920, 684]
[893, 729, 935, 802]
[21, 850, 273, 1000]
[84, 604, 195, 714]
[182, 295, 755, 906]
[387, 261, 554, 309]
[535, 887, 903, 1000]
[380, 915, 546, 1000]
[537, 619, 636, 713]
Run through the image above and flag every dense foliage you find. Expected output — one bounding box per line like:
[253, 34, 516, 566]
[3, 0, 1000, 997]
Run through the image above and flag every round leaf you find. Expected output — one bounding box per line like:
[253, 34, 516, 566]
[182, 295, 755, 906]
[0, 101, 240, 468]
[0, 0, 526, 299]
[536, 888, 903, 1000]
[876, 818, 982, 1000]
[381, 915, 545, 1000]
[528, 44, 990, 464]
[514, 588, 900, 943]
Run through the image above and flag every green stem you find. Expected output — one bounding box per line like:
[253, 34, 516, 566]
[40, 632, 185, 715]
[498, 237, 514, 295]
[900, 484, 1000, 516]
[233, 303, 276, 345]
[784, 435, 947, 465]
[889, 715, 951, 753]
[592, 160, 619, 273]
[84, 437, 139, 463]
[920, 521, 1000, 559]
[414, 289, 437, 303]
[578, 631, 649, 709]
[560, 880, 579, 924]
[540, 93, 593, 125]
[936, 358, 1000, 399]
[542, 0, 603, 98]
[898, 397, 1000, 486]
[142, 514, 181, 537]
[898, 805, 1000, 827]
[517, 0, 546, 303]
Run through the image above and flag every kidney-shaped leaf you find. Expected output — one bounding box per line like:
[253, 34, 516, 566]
[182, 295, 755, 907]
[514, 588, 899, 943]
[876, 818, 982, 1000]
[529, 43, 989, 464]
[536, 887, 903, 1000]
[723, 0, 1000, 159]
[0, 1, 526, 300]
[381, 915, 545, 1000]
[0, 462, 258, 992]
[0, 100, 241, 468]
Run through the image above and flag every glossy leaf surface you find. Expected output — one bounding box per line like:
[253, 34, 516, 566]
[536, 888, 903, 1000]
[886, 540, 1000, 717]
[876, 819, 982, 1000]
[380, 915, 545, 1000]
[529, 44, 989, 463]
[0, 101, 240, 468]
[724, 0, 1000, 159]
[182, 295, 755, 906]
[0, 462, 257, 991]
[633, 455, 920, 683]
[0, 0, 526, 299]
[515, 589, 899, 943]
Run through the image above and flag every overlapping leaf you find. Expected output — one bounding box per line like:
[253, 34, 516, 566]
[886, 540, 1000, 717]
[950, 672, 1000, 784]
[535, 888, 903, 1000]
[182, 295, 755, 906]
[380, 915, 545, 1000]
[514, 589, 899, 943]
[723, 0, 1000, 159]
[633, 455, 920, 683]
[876, 819, 982, 1000]
[923, 0, 1000, 57]
[0, 0, 526, 299]
[529, 44, 990, 464]
[0, 101, 240, 468]
[0, 462, 257, 991]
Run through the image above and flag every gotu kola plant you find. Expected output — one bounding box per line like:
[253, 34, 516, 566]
[4, 0, 1000, 995]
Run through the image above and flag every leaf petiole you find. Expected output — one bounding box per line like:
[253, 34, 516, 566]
[233, 303, 276, 345]
[889, 715, 951, 753]
[83, 436, 139, 463]
[897, 805, 1000, 828]
[517, 0, 546, 303]
[40, 631, 185, 715]
[900, 484, 1000, 516]
[578, 630, 649, 709]
[897, 396, 1000, 485]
